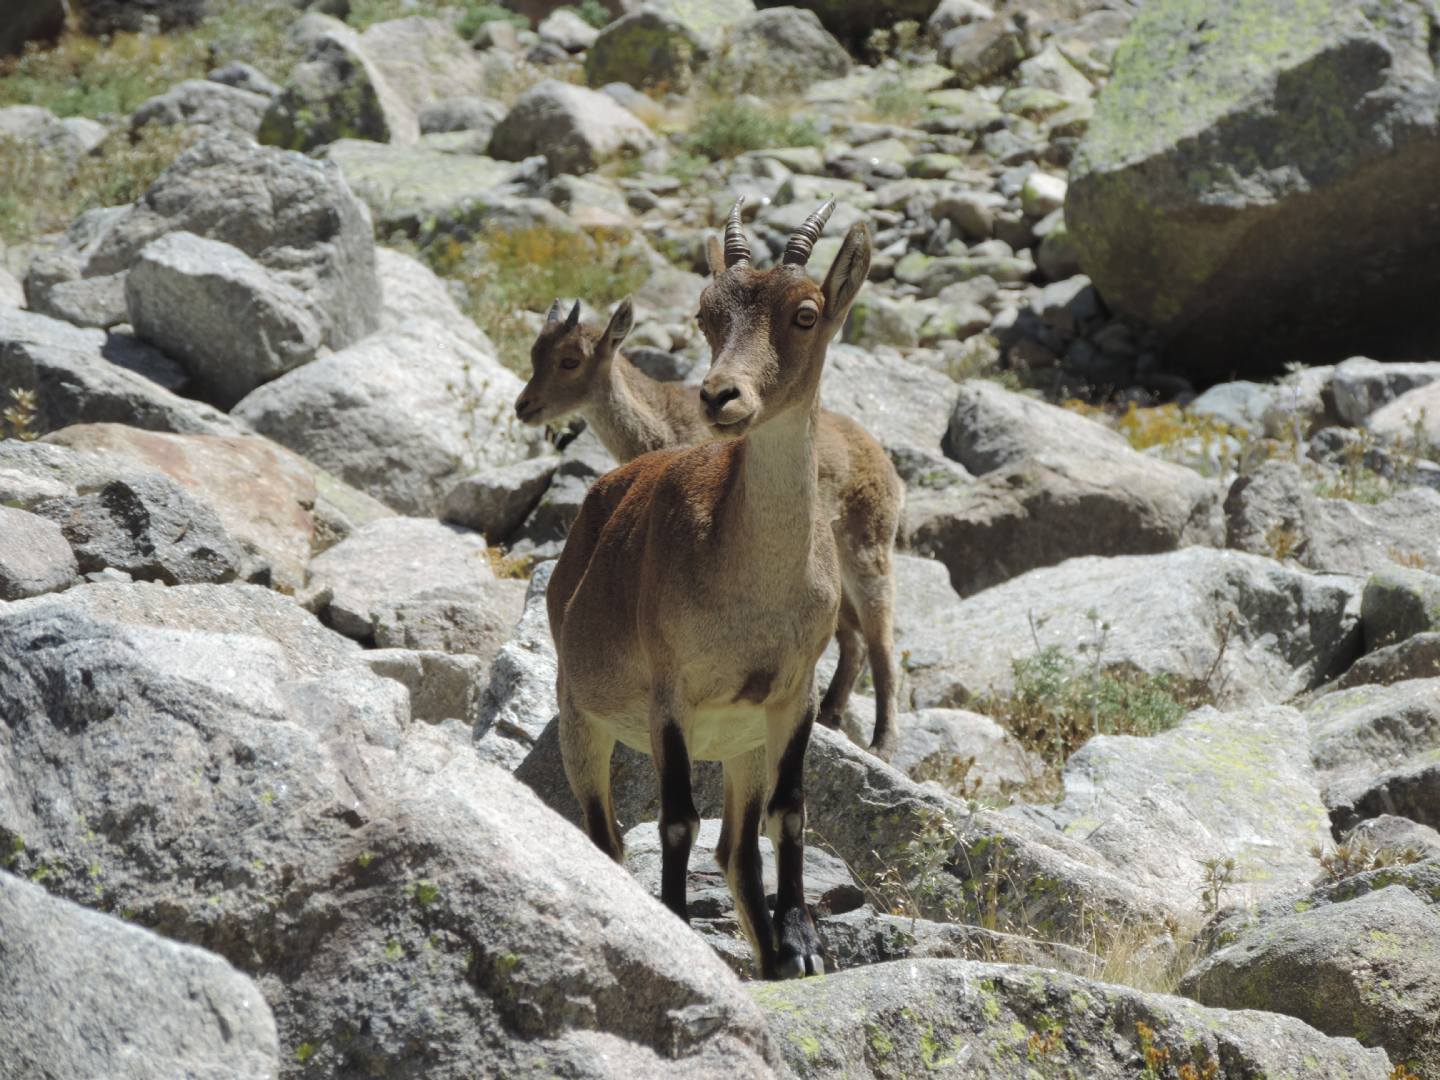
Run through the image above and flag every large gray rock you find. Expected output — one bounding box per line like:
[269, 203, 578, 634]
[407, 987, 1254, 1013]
[617, 0, 754, 49]
[258, 16, 419, 151]
[844, 706, 1040, 796]
[1335, 632, 1440, 691]
[35, 473, 245, 586]
[1307, 679, 1440, 800]
[1330, 759, 1440, 834]
[899, 548, 1361, 711]
[0, 597, 779, 1078]
[1011, 705, 1331, 914]
[757, 958, 1390, 1079]
[304, 517, 494, 640]
[0, 505, 77, 600]
[323, 138, 537, 238]
[443, 456, 559, 542]
[27, 136, 381, 353]
[0, 871, 280, 1080]
[1067, 0, 1440, 375]
[1183, 885, 1440, 1076]
[712, 7, 851, 93]
[0, 103, 107, 164]
[129, 79, 270, 138]
[126, 232, 324, 408]
[1361, 566, 1440, 650]
[820, 344, 963, 487]
[358, 16, 491, 115]
[233, 318, 539, 516]
[0, 307, 241, 437]
[476, 560, 559, 769]
[586, 9, 703, 92]
[507, 427, 618, 558]
[1332, 356, 1440, 426]
[1225, 460, 1440, 578]
[1368, 380, 1440, 456]
[490, 80, 658, 175]
[43, 423, 333, 594]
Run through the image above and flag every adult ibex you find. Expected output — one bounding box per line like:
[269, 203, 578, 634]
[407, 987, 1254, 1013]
[519, 210, 902, 761]
[545, 200, 870, 978]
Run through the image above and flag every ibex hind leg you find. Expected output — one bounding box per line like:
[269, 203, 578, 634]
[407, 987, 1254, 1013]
[765, 701, 824, 979]
[558, 691, 622, 861]
[817, 594, 863, 731]
[855, 561, 899, 762]
[715, 746, 778, 978]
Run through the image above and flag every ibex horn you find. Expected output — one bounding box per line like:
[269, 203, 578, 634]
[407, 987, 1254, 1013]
[546, 299, 563, 324]
[782, 198, 837, 267]
[565, 300, 581, 330]
[724, 195, 751, 268]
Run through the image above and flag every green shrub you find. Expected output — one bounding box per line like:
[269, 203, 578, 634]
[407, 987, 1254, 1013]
[455, 2, 528, 40]
[685, 100, 821, 160]
[560, 0, 611, 29]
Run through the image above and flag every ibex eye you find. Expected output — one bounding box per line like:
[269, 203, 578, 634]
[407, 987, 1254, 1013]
[795, 303, 819, 328]
[561, 356, 581, 370]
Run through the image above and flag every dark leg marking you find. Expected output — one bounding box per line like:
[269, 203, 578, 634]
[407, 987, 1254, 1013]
[767, 715, 824, 978]
[583, 796, 621, 862]
[732, 798, 775, 977]
[657, 722, 698, 921]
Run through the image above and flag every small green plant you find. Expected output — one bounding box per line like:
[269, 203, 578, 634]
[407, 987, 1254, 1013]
[684, 100, 821, 160]
[486, 547, 534, 580]
[559, 0, 611, 29]
[1314, 432, 1392, 504]
[1, 389, 40, 441]
[1263, 521, 1301, 562]
[294, 1042, 317, 1065]
[1311, 839, 1424, 883]
[868, 807, 963, 932]
[871, 78, 927, 124]
[1196, 856, 1237, 914]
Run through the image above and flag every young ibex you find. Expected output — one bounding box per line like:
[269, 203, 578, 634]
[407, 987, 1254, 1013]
[518, 213, 903, 761]
[545, 200, 870, 978]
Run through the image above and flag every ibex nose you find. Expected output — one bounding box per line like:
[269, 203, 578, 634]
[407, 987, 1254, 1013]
[699, 381, 740, 412]
[515, 394, 539, 422]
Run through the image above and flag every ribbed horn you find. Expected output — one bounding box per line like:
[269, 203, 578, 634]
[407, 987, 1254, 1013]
[546, 299, 563, 324]
[565, 300, 581, 330]
[782, 198, 836, 266]
[724, 195, 750, 268]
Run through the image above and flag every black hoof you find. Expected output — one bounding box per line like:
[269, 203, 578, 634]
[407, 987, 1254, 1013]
[772, 905, 825, 979]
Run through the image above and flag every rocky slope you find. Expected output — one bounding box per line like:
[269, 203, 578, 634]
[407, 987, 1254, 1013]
[2, 1, 1439, 1077]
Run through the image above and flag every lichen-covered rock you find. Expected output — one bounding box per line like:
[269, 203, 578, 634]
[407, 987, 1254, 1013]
[899, 548, 1361, 711]
[1068, 0, 1440, 375]
[417, 95, 506, 137]
[0, 505, 77, 600]
[1307, 679, 1440, 798]
[358, 16, 491, 115]
[490, 80, 658, 175]
[710, 7, 851, 94]
[1183, 885, 1440, 1076]
[756, 958, 1390, 1079]
[586, 9, 702, 92]
[1010, 705, 1331, 913]
[129, 79, 270, 138]
[126, 232, 324, 408]
[258, 16, 419, 151]
[618, 0, 754, 49]
[0, 871, 280, 1080]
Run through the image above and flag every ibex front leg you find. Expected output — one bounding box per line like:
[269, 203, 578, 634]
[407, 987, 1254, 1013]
[766, 696, 824, 978]
[650, 689, 699, 920]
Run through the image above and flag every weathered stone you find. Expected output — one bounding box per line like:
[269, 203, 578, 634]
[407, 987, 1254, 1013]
[1330, 759, 1440, 834]
[0, 104, 107, 163]
[476, 560, 558, 769]
[899, 548, 1360, 711]
[1335, 632, 1440, 690]
[507, 428, 618, 558]
[759, 958, 1390, 1079]
[490, 80, 656, 175]
[0, 505, 77, 600]
[34, 473, 245, 586]
[911, 381, 1222, 595]
[1183, 886, 1440, 1076]
[0, 308, 241, 437]
[1332, 357, 1440, 426]
[941, 14, 1033, 88]
[844, 706, 1041, 796]
[1012, 705, 1330, 913]
[1361, 566, 1440, 650]
[0, 599, 778, 1078]
[417, 95, 507, 137]
[29, 136, 382, 352]
[1368, 380, 1440, 456]
[711, 7, 851, 94]
[323, 138, 536, 237]
[29, 271, 129, 329]
[1068, 0, 1440, 375]
[304, 517, 493, 640]
[372, 579, 526, 666]
[1307, 679, 1440, 801]
[586, 10, 702, 92]
[617, 0, 753, 50]
[43, 423, 322, 592]
[1225, 460, 1440, 578]
[207, 62, 281, 98]
[0, 872, 280, 1080]
[539, 8, 600, 50]
[126, 232, 324, 408]
[359, 16, 491, 115]
[258, 16, 419, 151]
[129, 79, 270, 137]
[442, 456, 559, 542]
[362, 647, 487, 725]
[1345, 814, 1440, 859]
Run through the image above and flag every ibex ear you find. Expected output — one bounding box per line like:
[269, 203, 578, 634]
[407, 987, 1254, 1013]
[821, 222, 872, 326]
[546, 299, 563, 324]
[602, 297, 634, 350]
[705, 234, 725, 277]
